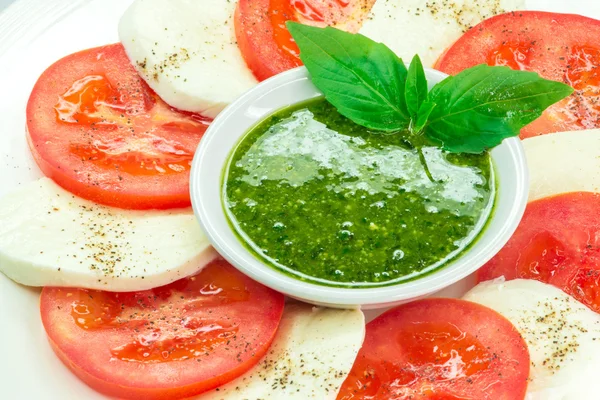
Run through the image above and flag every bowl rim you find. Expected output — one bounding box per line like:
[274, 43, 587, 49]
[190, 66, 529, 307]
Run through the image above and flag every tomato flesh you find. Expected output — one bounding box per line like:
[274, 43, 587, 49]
[271, 0, 333, 58]
[236, 0, 373, 81]
[486, 42, 533, 71]
[270, 0, 356, 62]
[436, 11, 600, 138]
[55, 75, 122, 125]
[514, 231, 568, 283]
[478, 192, 600, 313]
[337, 299, 529, 400]
[40, 258, 285, 400]
[395, 321, 493, 378]
[27, 44, 209, 209]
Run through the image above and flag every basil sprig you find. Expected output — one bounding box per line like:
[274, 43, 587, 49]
[287, 22, 573, 154]
[286, 21, 410, 132]
[405, 54, 428, 121]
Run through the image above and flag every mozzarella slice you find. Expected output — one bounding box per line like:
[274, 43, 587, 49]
[524, 129, 600, 201]
[0, 178, 216, 291]
[464, 279, 600, 400]
[359, 0, 525, 66]
[197, 303, 365, 400]
[118, 0, 258, 119]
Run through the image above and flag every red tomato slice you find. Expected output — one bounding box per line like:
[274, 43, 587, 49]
[27, 44, 210, 209]
[478, 192, 600, 313]
[40, 258, 285, 400]
[235, 0, 374, 81]
[337, 298, 529, 400]
[435, 11, 600, 139]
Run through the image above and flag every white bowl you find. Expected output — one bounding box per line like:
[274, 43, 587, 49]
[190, 67, 529, 309]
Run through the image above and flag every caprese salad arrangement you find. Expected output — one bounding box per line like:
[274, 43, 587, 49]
[2, 0, 600, 399]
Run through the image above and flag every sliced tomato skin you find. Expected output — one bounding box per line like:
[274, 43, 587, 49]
[337, 298, 529, 400]
[435, 11, 600, 138]
[27, 44, 208, 209]
[478, 192, 600, 313]
[235, 0, 298, 81]
[40, 258, 285, 400]
[235, 0, 374, 81]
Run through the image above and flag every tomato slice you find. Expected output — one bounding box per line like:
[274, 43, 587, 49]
[40, 258, 285, 400]
[435, 11, 600, 139]
[478, 192, 600, 313]
[235, 0, 374, 81]
[337, 298, 529, 400]
[27, 44, 210, 209]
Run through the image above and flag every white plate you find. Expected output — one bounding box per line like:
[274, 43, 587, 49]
[0, 1, 599, 398]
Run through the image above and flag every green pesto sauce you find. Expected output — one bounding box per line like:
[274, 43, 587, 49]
[223, 98, 495, 287]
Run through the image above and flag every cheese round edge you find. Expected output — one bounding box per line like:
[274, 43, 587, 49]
[118, 0, 258, 118]
[0, 178, 216, 291]
[524, 129, 600, 201]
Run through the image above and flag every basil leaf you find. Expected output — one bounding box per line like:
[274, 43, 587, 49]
[287, 22, 410, 132]
[405, 55, 428, 120]
[413, 100, 436, 133]
[425, 64, 574, 153]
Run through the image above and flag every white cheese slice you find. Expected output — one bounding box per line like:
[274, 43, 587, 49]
[465, 279, 600, 400]
[359, 0, 525, 66]
[118, 0, 258, 118]
[0, 178, 216, 291]
[524, 129, 600, 201]
[197, 303, 365, 400]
